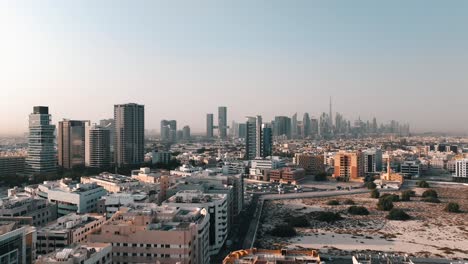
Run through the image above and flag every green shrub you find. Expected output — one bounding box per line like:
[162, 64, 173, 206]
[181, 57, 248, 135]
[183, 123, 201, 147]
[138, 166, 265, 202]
[343, 199, 355, 205]
[270, 225, 297, 237]
[422, 189, 438, 198]
[422, 197, 440, 203]
[445, 202, 460, 213]
[417, 181, 430, 188]
[381, 193, 400, 202]
[366, 182, 377, 189]
[314, 173, 328, 181]
[326, 200, 340, 206]
[377, 196, 394, 211]
[315, 212, 343, 223]
[400, 191, 411, 202]
[387, 209, 411, 220]
[370, 189, 380, 199]
[348, 206, 369, 215]
[287, 216, 310, 227]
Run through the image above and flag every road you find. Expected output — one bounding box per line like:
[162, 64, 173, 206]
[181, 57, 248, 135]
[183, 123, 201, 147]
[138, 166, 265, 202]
[261, 188, 370, 200]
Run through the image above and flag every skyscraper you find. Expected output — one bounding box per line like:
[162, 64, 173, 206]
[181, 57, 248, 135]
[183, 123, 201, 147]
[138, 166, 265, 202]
[160, 120, 177, 142]
[302, 113, 311, 138]
[25, 106, 57, 176]
[58, 120, 89, 169]
[99, 119, 114, 155]
[206, 113, 214, 138]
[262, 124, 273, 157]
[218, 106, 227, 139]
[255, 116, 263, 158]
[85, 123, 111, 168]
[114, 103, 145, 167]
[182, 125, 191, 140]
[245, 116, 271, 160]
[245, 117, 257, 160]
[291, 113, 298, 139]
[273, 116, 291, 139]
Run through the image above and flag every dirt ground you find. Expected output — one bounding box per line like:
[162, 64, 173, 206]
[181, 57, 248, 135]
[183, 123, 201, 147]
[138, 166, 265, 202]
[256, 185, 468, 260]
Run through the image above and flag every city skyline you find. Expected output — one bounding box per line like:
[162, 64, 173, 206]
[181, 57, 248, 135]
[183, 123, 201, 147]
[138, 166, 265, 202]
[1, 1, 468, 135]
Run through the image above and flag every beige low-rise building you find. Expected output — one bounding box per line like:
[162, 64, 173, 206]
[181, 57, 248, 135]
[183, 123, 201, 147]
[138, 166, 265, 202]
[81, 173, 139, 193]
[36, 214, 106, 255]
[35, 242, 112, 264]
[89, 205, 210, 264]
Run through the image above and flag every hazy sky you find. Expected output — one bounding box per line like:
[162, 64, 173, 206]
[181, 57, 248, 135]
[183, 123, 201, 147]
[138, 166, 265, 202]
[1, 1, 467, 135]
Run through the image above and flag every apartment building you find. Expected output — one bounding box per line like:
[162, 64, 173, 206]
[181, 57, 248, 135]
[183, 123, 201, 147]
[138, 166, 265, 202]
[81, 173, 140, 193]
[36, 214, 105, 255]
[293, 153, 325, 175]
[34, 179, 107, 216]
[89, 205, 210, 264]
[35, 242, 112, 264]
[0, 188, 57, 227]
[269, 167, 305, 185]
[333, 151, 365, 182]
[164, 190, 228, 256]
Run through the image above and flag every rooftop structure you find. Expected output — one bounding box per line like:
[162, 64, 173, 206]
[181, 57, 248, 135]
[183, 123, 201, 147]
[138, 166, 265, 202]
[35, 242, 112, 264]
[0, 187, 57, 227]
[34, 179, 107, 216]
[36, 213, 105, 255]
[81, 173, 140, 193]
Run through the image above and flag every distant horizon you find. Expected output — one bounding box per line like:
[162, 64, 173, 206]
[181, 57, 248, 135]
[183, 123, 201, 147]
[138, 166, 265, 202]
[1, 1, 467, 136]
[0, 103, 467, 137]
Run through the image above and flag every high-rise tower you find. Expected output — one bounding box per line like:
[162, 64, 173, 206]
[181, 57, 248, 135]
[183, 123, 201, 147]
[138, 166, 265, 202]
[58, 120, 89, 169]
[25, 106, 57, 177]
[85, 123, 111, 168]
[218, 106, 227, 139]
[206, 113, 214, 138]
[114, 103, 145, 167]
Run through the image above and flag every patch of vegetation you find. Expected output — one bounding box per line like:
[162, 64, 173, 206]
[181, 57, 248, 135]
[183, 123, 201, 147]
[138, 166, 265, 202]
[366, 182, 377, 189]
[422, 197, 441, 203]
[315, 212, 343, 223]
[381, 193, 400, 202]
[377, 196, 394, 211]
[326, 200, 340, 206]
[445, 202, 461, 213]
[417, 180, 430, 188]
[343, 199, 355, 205]
[400, 190, 414, 201]
[314, 172, 328, 181]
[287, 216, 310, 227]
[422, 189, 438, 198]
[387, 209, 411, 221]
[348, 206, 370, 215]
[270, 224, 297, 237]
[370, 189, 380, 199]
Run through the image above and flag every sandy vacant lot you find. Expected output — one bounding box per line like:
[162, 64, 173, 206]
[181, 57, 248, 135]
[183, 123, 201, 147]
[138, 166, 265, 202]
[256, 185, 468, 260]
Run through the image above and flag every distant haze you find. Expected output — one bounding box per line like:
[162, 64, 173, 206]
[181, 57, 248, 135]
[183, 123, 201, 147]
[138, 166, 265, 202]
[1, 1, 467, 136]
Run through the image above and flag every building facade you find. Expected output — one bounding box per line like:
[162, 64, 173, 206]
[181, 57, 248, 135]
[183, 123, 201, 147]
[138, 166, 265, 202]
[25, 106, 57, 177]
[333, 151, 365, 182]
[218, 106, 228, 139]
[114, 103, 145, 167]
[36, 214, 105, 255]
[85, 124, 111, 168]
[293, 154, 325, 175]
[58, 120, 89, 169]
[35, 179, 107, 217]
